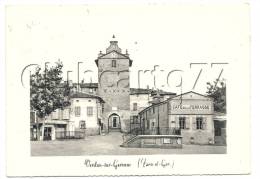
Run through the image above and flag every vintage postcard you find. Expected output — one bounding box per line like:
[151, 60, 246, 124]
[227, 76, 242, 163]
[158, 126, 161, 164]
[6, 0, 250, 176]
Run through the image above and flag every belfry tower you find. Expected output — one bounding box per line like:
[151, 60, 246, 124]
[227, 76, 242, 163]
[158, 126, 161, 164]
[95, 36, 133, 132]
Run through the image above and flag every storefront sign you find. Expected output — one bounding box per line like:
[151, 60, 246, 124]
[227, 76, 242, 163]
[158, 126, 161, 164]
[173, 104, 209, 110]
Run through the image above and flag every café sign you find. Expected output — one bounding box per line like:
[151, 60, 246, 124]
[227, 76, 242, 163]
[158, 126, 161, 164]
[173, 104, 210, 110]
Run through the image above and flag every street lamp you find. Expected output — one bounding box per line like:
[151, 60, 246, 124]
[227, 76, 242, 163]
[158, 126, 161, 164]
[77, 62, 83, 92]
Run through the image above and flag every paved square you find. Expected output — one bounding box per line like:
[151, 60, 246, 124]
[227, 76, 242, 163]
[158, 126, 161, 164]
[31, 132, 226, 156]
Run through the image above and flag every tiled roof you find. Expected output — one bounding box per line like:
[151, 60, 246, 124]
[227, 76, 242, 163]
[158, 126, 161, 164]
[130, 88, 152, 95]
[151, 90, 176, 96]
[70, 92, 105, 103]
[130, 88, 176, 96]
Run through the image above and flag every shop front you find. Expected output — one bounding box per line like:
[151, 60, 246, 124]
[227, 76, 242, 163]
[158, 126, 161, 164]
[168, 91, 215, 145]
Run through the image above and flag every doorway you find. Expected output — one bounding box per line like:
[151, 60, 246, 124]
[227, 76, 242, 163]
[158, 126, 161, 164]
[108, 113, 121, 132]
[44, 127, 52, 140]
[112, 116, 118, 128]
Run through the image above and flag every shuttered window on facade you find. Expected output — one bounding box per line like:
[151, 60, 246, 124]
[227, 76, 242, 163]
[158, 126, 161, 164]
[75, 106, 81, 117]
[196, 117, 203, 129]
[52, 110, 59, 119]
[63, 108, 70, 119]
[179, 117, 186, 129]
[87, 107, 93, 116]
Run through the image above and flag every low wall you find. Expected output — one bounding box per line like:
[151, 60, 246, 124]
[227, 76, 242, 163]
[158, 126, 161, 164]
[124, 135, 182, 148]
[181, 130, 214, 145]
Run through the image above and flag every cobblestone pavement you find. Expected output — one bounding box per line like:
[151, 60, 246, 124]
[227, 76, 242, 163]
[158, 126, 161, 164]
[31, 132, 226, 156]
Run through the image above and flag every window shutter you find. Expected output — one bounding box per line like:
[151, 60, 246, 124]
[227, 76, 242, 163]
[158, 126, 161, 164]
[63, 108, 70, 119]
[185, 117, 190, 129]
[175, 116, 179, 128]
[192, 117, 196, 130]
[202, 117, 207, 130]
[52, 110, 59, 119]
[59, 110, 63, 120]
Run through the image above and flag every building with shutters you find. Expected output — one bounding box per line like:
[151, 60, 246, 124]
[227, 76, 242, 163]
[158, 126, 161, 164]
[138, 91, 215, 145]
[30, 92, 105, 140]
[68, 92, 105, 136]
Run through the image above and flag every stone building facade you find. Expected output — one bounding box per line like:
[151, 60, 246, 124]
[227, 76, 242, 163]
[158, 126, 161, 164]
[94, 37, 133, 133]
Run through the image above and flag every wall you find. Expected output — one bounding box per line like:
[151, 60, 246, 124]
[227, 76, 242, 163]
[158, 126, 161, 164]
[139, 102, 168, 135]
[97, 57, 131, 132]
[124, 135, 182, 148]
[130, 93, 151, 116]
[70, 98, 100, 136]
[168, 114, 214, 144]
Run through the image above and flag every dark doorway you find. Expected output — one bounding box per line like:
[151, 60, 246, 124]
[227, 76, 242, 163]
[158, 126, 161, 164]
[108, 113, 121, 132]
[44, 127, 52, 140]
[113, 117, 117, 128]
[214, 120, 226, 145]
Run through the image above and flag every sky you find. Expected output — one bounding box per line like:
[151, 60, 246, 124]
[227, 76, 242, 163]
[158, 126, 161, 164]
[6, 3, 249, 94]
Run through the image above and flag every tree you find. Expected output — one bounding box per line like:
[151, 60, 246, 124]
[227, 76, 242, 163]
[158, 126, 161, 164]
[30, 61, 71, 140]
[206, 78, 226, 114]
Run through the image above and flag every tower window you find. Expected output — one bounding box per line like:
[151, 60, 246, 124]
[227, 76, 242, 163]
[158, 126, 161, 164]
[133, 103, 138, 111]
[112, 60, 116, 67]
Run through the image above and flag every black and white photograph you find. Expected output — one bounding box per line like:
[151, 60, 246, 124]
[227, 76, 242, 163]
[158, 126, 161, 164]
[4, 0, 253, 177]
[29, 35, 227, 156]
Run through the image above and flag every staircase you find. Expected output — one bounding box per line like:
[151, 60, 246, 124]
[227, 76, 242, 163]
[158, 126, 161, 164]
[121, 135, 140, 147]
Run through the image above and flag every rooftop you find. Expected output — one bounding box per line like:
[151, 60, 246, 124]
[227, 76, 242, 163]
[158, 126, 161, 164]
[130, 88, 176, 96]
[70, 92, 105, 103]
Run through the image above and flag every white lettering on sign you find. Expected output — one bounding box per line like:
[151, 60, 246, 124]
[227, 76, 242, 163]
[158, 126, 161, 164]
[173, 104, 209, 110]
[112, 107, 118, 111]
